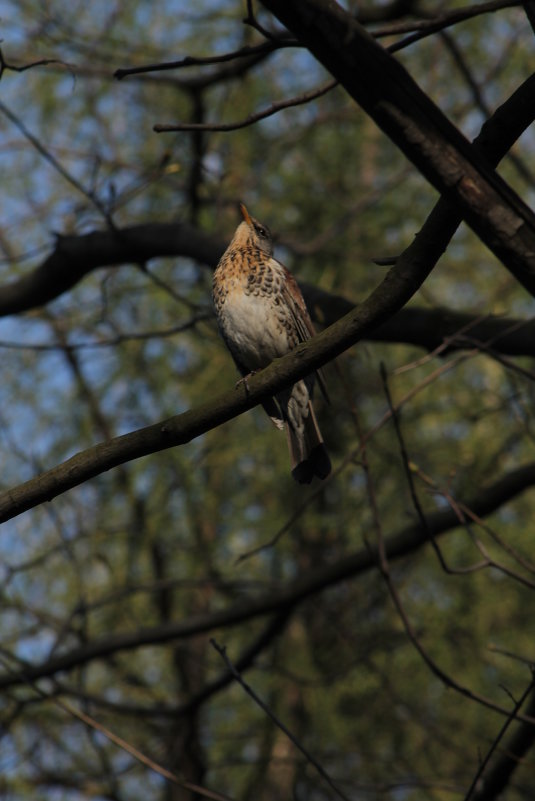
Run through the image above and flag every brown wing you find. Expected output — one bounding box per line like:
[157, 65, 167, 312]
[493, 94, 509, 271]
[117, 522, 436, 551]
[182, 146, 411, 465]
[219, 326, 285, 427]
[280, 265, 329, 402]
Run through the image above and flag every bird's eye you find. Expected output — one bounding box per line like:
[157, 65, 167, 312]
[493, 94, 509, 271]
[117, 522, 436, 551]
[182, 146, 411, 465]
[256, 226, 267, 237]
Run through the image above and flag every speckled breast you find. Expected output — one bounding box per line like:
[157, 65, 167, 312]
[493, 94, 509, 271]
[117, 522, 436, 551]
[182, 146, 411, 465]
[213, 249, 296, 370]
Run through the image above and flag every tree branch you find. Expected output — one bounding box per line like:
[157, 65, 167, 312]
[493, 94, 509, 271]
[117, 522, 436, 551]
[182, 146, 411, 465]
[1, 64, 533, 331]
[211, 637, 351, 801]
[0, 272, 419, 524]
[114, 39, 297, 80]
[0, 47, 64, 79]
[260, 0, 535, 295]
[154, 79, 337, 133]
[0, 222, 222, 317]
[0, 68, 534, 524]
[1, 460, 534, 690]
[471, 688, 535, 801]
[4, 223, 535, 358]
[306, 288, 535, 358]
[383, 0, 525, 52]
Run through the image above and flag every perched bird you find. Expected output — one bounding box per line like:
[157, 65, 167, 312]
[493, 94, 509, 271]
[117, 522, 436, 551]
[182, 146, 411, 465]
[213, 203, 331, 484]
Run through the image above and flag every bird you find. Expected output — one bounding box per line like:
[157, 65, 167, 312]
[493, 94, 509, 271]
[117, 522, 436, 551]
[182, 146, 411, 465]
[213, 203, 331, 484]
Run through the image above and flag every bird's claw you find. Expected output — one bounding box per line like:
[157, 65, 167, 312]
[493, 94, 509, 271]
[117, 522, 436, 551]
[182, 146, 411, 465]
[235, 372, 256, 394]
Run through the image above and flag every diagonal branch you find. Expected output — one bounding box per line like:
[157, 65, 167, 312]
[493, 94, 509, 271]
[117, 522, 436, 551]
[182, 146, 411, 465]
[0, 279, 412, 524]
[383, 0, 525, 51]
[211, 638, 351, 801]
[1, 68, 533, 323]
[260, 0, 535, 295]
[470, 687, 535, 801]
[1, 460, 534, 691]
[154, 79, 337, 132]
[0, 100, 115, 229]
[0, 70, 534, 524]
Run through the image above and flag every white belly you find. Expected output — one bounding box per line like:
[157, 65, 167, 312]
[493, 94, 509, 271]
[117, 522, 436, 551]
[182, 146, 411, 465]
[220, 291, 291, 370]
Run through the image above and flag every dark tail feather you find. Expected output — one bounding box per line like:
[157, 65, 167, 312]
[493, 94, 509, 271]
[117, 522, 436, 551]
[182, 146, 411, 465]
[286, 402, 331, 484]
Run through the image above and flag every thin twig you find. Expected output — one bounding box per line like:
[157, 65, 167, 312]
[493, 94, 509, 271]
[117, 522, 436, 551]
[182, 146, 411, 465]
[244, 0, 281, 41]
[114, 39, 297, 80]
[488, 645, 534, 668]
[0, 100, 115, 229]
[210, 638, 352, 801]
[375, 0, 522, 37]
[381, 0, 524, 52]
[380, 363, 453, 573]
[393, 315, 530, 375]
[463, 674, 535, 801]
[456, 501, 535, 575]
[139, 262, 204, 311]
[0, 47, 64, 80]
[461, 338, 535, 383]
[154, 79, 337, 133]
[237, 348, 479, 564]
[366, 429, 526, 723]
[0, 316, 211, 352]
[0, 654, 234, 801]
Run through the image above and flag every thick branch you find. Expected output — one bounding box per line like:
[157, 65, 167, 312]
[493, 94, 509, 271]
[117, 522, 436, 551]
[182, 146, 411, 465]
[260, 0, 535, 295]
[0, 275, 414, 524]
[1, 461, 534, 689]
[1, 71, 534, 524]
[0, 223, 222, 317]
[304, 286, 535, 357]
[8, 224, 535, 359]
[2, 68, 534, 327]
[4, 225, 535, 358]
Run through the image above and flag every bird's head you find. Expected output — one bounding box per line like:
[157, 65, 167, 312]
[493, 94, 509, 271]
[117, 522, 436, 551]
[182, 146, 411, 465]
[235, 203, 273, 256]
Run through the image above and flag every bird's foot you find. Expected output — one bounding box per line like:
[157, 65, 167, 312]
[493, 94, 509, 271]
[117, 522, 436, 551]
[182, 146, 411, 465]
[235, 372, 256, 394]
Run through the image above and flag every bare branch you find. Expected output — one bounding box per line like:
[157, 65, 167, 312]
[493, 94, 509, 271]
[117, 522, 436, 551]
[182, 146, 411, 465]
[243, 0, 284, 41]
[0, 66, 533, 522]
[464, 676, 535, 801]
[380, 0, 525, 52]
[154, 79, 337, 133]
[211, 638, 351, 801]
[260, 0, 535, 295]
[0, 47, 65, 79]
[0, 459, 534, 703]
[0, 100, 115, 229]
[380, 363, 453, 573]
[114, 39, 298, 80]
[113, 0, 514, 89]
[470, 688, 535, 801]
[0, 222, 222, 317]
[0, 656, 234, 801]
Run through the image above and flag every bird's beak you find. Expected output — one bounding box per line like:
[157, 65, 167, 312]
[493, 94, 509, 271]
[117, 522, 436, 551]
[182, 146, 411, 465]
[239, 202, 252, 225]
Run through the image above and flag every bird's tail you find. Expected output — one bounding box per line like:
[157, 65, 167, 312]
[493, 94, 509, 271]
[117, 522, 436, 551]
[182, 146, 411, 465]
[286, 401, 331, 484]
